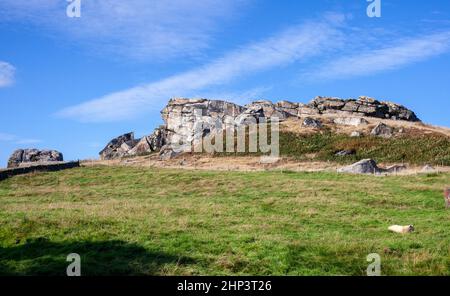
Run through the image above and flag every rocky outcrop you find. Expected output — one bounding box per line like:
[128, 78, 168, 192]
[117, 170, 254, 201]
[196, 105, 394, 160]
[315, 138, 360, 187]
[99, 128, 168, 160]
[235, 96, 418, 123]
[160, 98, 245, 157]
[127, 126, 168, 156]
[276, 101, 299, 117]
[99, 132, 139, 160]
[307, 96, 419, 121]
[234, 106, 265, 125]
[244, 100, 290, 120]
[337, 159, 381, 174]
[99, 95, 421, 160]
[7, 149, 63, 168]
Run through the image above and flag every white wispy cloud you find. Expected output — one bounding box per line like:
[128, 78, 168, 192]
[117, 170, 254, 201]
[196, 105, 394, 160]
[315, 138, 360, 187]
[0, 132, 16, 141]
[304, 31, 450, 80]
[0, 61, 15, 87]
[57, 18, 343, 122]
[15, 139, 43, 145]
[0, 132, 42, 145]
[0, 0, 246, 60]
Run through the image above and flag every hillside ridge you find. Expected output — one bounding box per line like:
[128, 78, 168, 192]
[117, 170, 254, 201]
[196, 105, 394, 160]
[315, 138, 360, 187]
[98, 95, 437, 161]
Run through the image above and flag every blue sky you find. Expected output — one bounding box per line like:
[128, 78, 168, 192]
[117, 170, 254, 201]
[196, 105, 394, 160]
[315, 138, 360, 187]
[1, 0, 450, 166]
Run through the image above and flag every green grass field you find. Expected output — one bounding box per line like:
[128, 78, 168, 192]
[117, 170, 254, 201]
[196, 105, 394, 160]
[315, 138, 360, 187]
[0, 166, 449, 275]
[217, 131, 450, 165]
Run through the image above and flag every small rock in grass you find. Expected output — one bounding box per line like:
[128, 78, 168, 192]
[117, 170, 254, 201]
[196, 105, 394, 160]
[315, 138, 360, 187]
[335, 149, 356, 156]
[371, 123, 394, 138]
[302, 117, 322, 128]
[333, 117, 368, 126]
[421, 164, 435, 173]
[385, 164, 407, 173]
[337, 159, 381, 174]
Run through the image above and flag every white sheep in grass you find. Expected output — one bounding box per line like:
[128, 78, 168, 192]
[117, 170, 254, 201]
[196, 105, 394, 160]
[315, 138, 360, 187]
[388, 225, 414, 234]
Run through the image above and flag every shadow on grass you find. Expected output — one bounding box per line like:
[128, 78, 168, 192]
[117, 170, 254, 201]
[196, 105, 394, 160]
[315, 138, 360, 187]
[0, 238, 195, 275]
[285, 244, 364, 275]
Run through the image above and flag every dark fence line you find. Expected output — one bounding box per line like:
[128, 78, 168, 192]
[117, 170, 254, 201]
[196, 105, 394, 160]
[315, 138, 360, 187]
[0, 161, 80, 181]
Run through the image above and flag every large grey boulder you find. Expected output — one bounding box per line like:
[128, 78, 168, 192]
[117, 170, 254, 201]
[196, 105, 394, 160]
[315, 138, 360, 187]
[302, 117, 322, 128]
[337, 159, 381, 174]
[127, 126, 167, 156]
[234, 106, 265, 125]
[99, 132, 139, 160]
[333, 117, 369, 126]
[100, 127, 169, 160]
[158, 145, 181, 160]
[310, 96, 346, 111]
[335, 149, 356, 156]
[7, 149, 63, 168]
[276, 100, 299, 117]
[297, 103, 320, 116]
[371, 123, 394, 138]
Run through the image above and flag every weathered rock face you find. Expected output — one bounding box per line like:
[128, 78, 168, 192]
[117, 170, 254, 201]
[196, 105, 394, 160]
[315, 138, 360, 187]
[160, 98, 245, 156]
[7, 149, 63, 168]
[307, 96, 419, 121]
[245, 100, 290, 120]
[302, 117, 322, 128]
[234, 106, 265, 126]
[155, 96, 419, 159]
[100, 128, 168, 160]
[99, 132, 139, 160]
[100, 95, 421, 160]
[127, 126, 168, 156]
[276, 100, 299, 117]
[333, 117, 368, 126]
[371, 123, 394, 138]
[337, 159, 381, 174]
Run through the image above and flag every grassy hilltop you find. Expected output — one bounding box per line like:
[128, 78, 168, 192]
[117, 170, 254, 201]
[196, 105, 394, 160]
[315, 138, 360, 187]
[214, 118, 450, 166]
[1, 166, 449, 275]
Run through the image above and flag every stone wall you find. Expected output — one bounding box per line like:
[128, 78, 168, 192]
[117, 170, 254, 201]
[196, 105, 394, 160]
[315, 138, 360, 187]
[0, 161, 80, 181]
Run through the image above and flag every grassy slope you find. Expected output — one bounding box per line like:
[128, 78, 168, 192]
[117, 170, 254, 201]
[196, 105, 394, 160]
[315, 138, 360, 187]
[0, 166, 449, 275]
[279, 131, 450, 165]
[216, 131, 450, 165]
